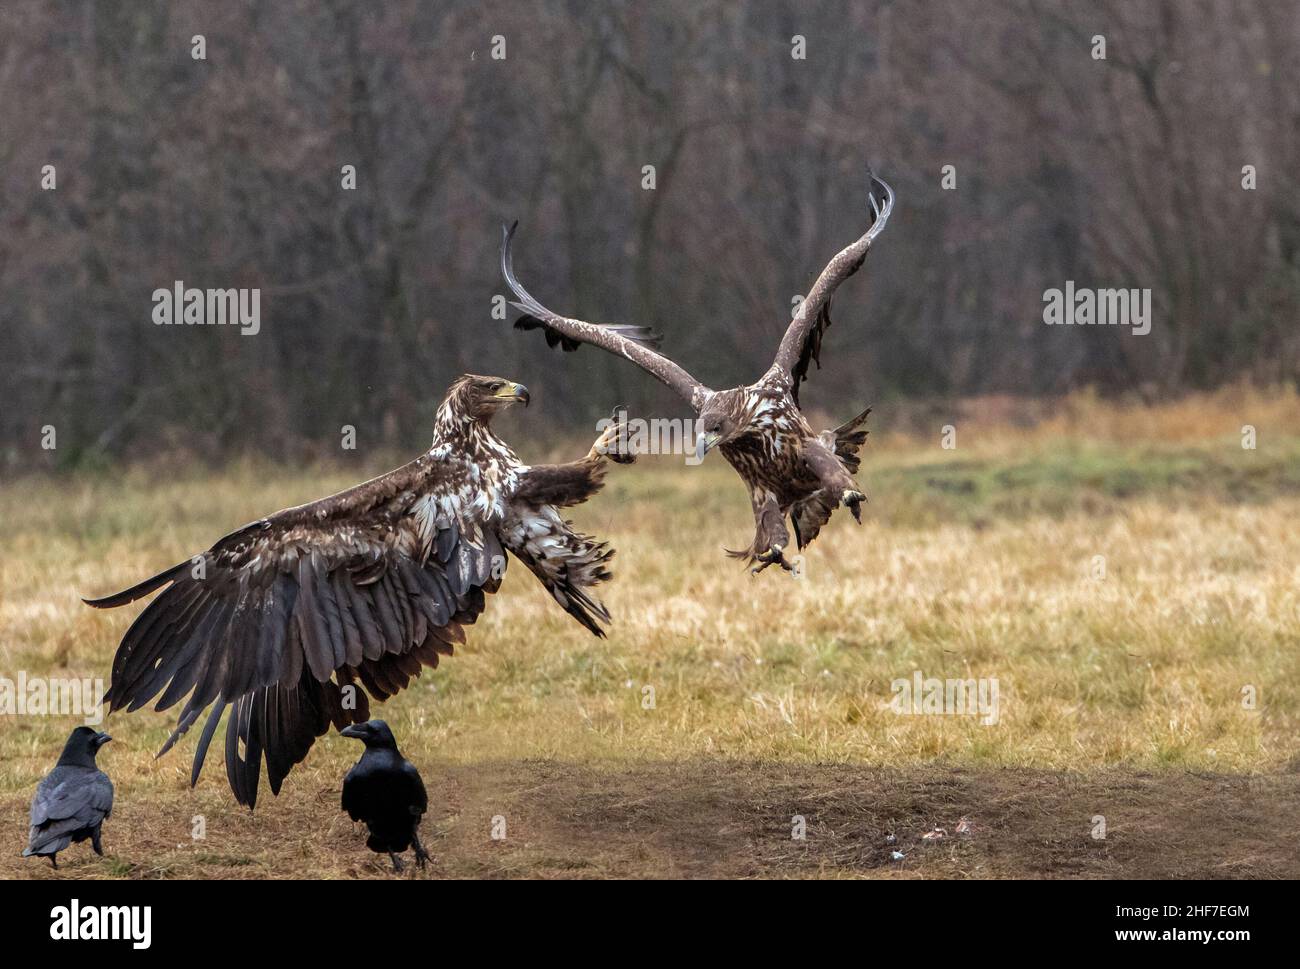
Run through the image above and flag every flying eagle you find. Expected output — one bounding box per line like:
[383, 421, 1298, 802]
[85, 375, 629, 807]
[502, 171, 893, 572]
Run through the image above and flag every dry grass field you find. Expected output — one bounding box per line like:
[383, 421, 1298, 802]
[3, 388, 1299, 879]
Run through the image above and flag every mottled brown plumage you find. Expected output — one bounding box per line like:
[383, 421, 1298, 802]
[503, 171, 892, 572]
[85, 375, 630, 806]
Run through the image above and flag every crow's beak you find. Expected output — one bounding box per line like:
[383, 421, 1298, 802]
[340, 724, 366, 739]
[94, 732, 112, 747]
[496, 382, 530, 407]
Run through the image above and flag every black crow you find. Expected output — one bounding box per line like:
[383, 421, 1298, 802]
[24, 726, 114, 869]
[340, 720, 429, 872]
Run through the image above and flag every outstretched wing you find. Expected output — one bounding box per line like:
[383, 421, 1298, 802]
[85, 452, 504, 808]
[501, 222, 708, 406]
[773, 172, 894, 405]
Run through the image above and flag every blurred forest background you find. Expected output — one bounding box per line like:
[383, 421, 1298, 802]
[2, 0, 1297, 469]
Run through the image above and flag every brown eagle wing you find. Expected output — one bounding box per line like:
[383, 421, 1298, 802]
[85, 452, 503, 808]
[773, 172, 893, 405]
[501, 222, 708, 406]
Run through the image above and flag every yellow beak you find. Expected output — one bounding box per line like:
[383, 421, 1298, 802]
[494, 382, 530, 407]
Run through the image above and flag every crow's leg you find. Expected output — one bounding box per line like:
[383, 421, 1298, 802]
[49, 854, 58, 870]
[412, 832, 430, 869]
[389, 852, 405, 873]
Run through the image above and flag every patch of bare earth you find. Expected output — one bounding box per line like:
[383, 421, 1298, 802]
[6, 762, 1295, 879]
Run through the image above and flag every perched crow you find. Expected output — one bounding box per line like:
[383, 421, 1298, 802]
[340, 720, 429, 871]
[24, 726, 114, 869]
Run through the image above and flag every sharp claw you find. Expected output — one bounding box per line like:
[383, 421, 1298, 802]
[842, 489, 866, 523]
[751, 545, 794, 574]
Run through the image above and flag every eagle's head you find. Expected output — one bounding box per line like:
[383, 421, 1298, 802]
[696, 388, 749, 455]
[442, 373, 530, 425]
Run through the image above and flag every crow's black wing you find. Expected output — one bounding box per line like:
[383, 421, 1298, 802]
[26, 768, 113, 855]
[401, 759, 428, 816]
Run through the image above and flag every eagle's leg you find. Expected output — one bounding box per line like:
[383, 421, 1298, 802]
[512, 412, 635, 510]
[750, 496, 793, 574]
[589, 407, 636, 464]
[804, 437, 865, 522]
[752, 547, 794, 574]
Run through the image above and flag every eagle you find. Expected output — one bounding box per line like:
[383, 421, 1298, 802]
[84, 374, 630, 807]
[502, 171, 893, 573]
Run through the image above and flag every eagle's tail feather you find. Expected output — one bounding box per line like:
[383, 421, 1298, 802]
[832, 406, 872, 474]
[502, 507, 615, 638]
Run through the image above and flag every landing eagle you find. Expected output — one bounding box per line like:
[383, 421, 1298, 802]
[503, 171, 893, 572]
[85, 375, 629, 807]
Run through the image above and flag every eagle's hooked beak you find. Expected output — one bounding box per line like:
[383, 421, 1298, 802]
[699, 430, 722, 455]
[495, 382, 530, 407]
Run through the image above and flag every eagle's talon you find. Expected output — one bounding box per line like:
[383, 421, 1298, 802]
[842, 489, 865, 523]
[752, 544, 794, 574]
[591, 414, 636, 464]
